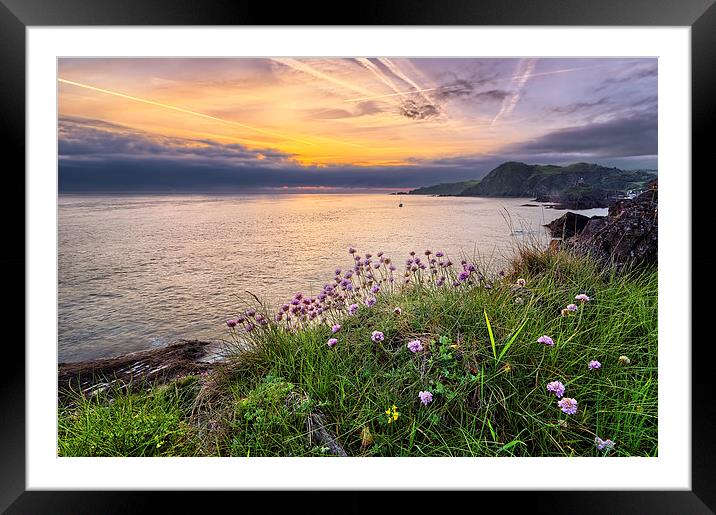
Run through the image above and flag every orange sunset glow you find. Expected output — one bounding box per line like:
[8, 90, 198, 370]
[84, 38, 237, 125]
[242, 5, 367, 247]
[58, 57, 657, 190]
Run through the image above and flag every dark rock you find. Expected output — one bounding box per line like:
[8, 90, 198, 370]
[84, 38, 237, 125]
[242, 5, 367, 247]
[566, 179, 657, 267]
[545, 212, 595, 238]
[579, 217, 608, 238]
[58, 339, 223, 401]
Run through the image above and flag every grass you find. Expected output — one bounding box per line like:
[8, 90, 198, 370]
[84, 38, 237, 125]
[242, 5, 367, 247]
[58, 376, 201, 457]
[58, 245, 657, 457]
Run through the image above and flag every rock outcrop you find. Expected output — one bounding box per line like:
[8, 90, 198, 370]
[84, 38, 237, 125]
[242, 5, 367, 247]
[557, 180, 658, 267]
[58, 339, 223, 401]
[545, 212, 604, 239]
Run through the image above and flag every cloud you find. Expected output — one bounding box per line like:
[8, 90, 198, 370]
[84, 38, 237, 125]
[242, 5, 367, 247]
[59, 116, 296, 167]
[306, 101, 382, 120]
[550, 97, 611, 115]
[507, 112, 657, 158]
[594, 64, 657, 92]
[58, 115, 657, 193]
[398, 98, 440, 120]
[434, 80, 509, 103]
[433, 79, 474, 100]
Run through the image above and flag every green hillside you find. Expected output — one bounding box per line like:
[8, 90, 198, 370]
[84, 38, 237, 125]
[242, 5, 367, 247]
[407, 162, 656, 198]
[460, 162, 656, 197]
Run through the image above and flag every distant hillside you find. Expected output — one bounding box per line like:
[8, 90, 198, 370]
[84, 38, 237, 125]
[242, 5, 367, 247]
[407, 162, 656, 201]
[408, 179, 481, 196]
[460, 162, 655, 197]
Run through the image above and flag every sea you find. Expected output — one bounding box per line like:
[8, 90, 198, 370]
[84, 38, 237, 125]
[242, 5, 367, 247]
[58, 193, 607, 362]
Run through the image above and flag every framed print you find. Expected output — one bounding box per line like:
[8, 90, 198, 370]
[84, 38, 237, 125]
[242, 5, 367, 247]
[3, 0, 714, 512]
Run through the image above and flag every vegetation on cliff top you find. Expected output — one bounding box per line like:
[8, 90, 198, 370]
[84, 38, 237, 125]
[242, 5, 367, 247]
[58, 244, 657, 458]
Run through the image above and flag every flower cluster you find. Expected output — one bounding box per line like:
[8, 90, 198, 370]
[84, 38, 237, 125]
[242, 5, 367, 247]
[225, 308, 269, 334]
[547, 380, 578, 415]
[418, 391, 433, 405]
[226, 248, 504, 341]
[537, 335, 555, 346]
[407, 339, 424, 353]
[588, 360, 602, 370]
[557, 397, 578, 415]
[546, 380, 565, 398]
[385, 405, 400, 424]
[595, 436, 615, 451]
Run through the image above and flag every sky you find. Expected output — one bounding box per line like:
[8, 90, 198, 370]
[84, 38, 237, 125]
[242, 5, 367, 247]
[58, 57, 657, 191]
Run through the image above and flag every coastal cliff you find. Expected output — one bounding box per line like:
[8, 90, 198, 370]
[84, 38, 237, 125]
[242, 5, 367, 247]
[546, 180, 658, 267]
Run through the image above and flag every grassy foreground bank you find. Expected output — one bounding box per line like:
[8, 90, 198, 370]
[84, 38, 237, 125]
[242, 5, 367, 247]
[58, 246, 657, 457]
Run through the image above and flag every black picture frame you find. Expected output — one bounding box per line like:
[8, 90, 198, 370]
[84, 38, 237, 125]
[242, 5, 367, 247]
[2, 0, 712, 512]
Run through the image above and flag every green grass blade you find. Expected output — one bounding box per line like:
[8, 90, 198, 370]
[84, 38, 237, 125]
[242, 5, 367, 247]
[497, 318, 528, 364]
[499, 439, 525, 453]
[486, 417, 497, 441]
[484, 309, 496, 361]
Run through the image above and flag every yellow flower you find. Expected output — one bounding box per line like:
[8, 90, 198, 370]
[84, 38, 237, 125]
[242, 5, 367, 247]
[385, 405, 400, 423]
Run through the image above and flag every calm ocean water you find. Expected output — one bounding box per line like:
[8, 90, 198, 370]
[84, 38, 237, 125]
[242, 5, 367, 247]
[58, 193, 607, 362]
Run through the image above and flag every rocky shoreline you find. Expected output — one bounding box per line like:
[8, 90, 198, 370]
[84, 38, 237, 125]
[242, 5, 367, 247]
[533, 189, 622, 210]
[545, 180, 657, 267]
[58, 339, 228, 401]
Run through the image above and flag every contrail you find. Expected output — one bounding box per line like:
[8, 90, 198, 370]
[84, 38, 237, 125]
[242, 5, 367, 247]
[377, 57, 434, 106]
[344, 63, 613, 103]
[61, 78, 371, 151]
[58, 78, 316, 146]
[491, 58, 538, 126]
[354, 58, 403, 97]
[272, 58, 377, 98]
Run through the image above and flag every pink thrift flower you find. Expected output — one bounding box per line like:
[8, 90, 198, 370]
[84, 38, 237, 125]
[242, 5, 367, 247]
[407, 340, 423, 353]
[595, 436, 615, 450]
[418, 391, 433, 405]
[566, 303, 578, 312]
[537, 335, 554, 346]
[331, 324, 341, 333]
[327, 338, 338, 348]
[588, 360, 602, 370]
[371, 330, 385, 342]
[558, 397, 578, 415]
[546, 380, 565, 398]
[575, 294, 591, 302]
